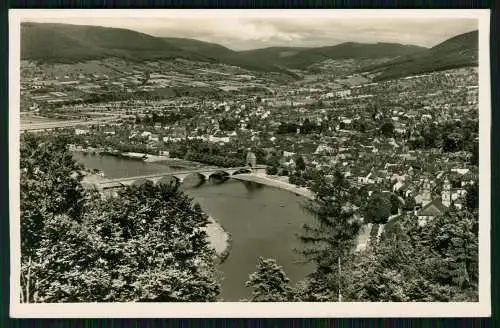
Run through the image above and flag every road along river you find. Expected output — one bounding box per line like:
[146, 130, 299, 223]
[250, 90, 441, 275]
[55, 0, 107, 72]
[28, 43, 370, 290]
[73, 152, 315, 301]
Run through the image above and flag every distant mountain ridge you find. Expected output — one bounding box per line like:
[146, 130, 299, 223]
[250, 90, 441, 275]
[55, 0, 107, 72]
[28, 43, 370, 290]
[236, 47, 312, 67]
[20, 22, 287, 74]
[21, 22, 477, 79]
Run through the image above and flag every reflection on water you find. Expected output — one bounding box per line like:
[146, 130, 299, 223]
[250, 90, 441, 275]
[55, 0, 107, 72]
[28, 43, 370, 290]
[73, 152, 315, 301]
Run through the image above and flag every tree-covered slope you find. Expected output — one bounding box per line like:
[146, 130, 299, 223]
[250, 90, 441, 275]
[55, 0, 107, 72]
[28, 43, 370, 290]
[21, 22, 202, 63]
[162, 37, 235, 58]
[364, 30, 478, 81]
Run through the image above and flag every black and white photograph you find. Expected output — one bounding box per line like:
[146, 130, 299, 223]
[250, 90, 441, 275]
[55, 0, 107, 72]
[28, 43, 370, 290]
[9, 9, 491, 317]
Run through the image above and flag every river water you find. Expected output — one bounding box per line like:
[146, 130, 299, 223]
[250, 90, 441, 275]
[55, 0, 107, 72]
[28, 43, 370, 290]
[73, 152, 315, 301]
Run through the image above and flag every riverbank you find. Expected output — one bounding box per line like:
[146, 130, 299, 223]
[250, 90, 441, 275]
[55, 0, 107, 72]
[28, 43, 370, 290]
[231, 173, 315, 200]
[203, 216, 232, 262]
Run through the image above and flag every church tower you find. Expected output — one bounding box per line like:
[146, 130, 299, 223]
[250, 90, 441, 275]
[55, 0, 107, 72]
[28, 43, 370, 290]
[422, 179, 432, 206]
[442, 178, 452, 208]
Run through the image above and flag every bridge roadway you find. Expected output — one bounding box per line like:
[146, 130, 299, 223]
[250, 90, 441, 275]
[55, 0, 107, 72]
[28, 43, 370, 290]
[94, 165, 268, 190]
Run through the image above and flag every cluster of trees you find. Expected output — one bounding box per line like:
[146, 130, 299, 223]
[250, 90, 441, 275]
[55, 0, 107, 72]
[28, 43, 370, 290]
[218, 117, 239, 132]
[276, 119, 328, 135]
[244, 173, 479, 302]
[167, 139, 247, 168]
[288, 164, 323, 189]
[20, 133, 220, 302]
[408, 119, 478, 154]
[183, 152, 245, 168]
[361, 192, 403, 224]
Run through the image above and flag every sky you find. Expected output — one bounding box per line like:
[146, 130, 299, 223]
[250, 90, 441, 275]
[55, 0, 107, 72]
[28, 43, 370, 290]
[20, 10, 479, 51]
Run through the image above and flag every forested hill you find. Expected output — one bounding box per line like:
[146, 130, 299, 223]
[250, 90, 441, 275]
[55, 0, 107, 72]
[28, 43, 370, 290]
[275, 42, 428, 69]
[21, 22, 422, 74]
[21, 22, 477, 79]
[363, 30, 479, 81]
[21, 23, 200, 62]
[20, 23, 289, 74]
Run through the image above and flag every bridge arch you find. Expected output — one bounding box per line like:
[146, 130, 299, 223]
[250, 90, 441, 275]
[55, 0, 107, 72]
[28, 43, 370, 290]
[232, 168, 252, 175]
[175, 172, 208, 185]
[208, 170, 230, 182]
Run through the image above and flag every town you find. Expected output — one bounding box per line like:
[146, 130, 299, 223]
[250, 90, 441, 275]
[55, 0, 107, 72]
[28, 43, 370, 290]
[17, 17, 480, 305]
[21, 59, 479, 233]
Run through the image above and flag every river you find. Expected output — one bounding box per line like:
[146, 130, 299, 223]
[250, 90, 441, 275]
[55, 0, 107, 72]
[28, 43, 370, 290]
[73, 152, 315, 301]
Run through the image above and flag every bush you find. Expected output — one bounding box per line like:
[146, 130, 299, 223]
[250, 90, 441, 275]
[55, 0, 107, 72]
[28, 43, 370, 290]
[363, 193, 392, 224]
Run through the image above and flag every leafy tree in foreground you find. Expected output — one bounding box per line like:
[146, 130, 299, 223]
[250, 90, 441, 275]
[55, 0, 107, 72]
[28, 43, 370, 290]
[21, 134, 86, 257]
[31, 182, 221, 302]
[20, 133, 87, 302]
[245, 257, 294, 302]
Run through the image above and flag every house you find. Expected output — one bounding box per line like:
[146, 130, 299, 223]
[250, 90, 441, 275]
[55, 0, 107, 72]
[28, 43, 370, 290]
[141, 131, 152, 138]
[357, 171, 376, 185]
[75, 128, 89, 136]
[335, 89, 352, 98]
[451, 168, 470, 175]
[208, 136, 230, 144]
[314, 144, 334, 155]
[417, 199, 448, 226]
[393, 180, 405, 192]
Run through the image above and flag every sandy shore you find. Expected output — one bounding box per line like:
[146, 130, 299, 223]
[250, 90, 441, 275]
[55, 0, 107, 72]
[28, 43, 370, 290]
[231, 173, 315, 199]
[202, 216, 231, 258]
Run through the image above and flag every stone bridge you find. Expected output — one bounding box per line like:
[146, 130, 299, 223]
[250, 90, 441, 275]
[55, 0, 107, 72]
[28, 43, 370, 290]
[92, 165, 267, 196]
